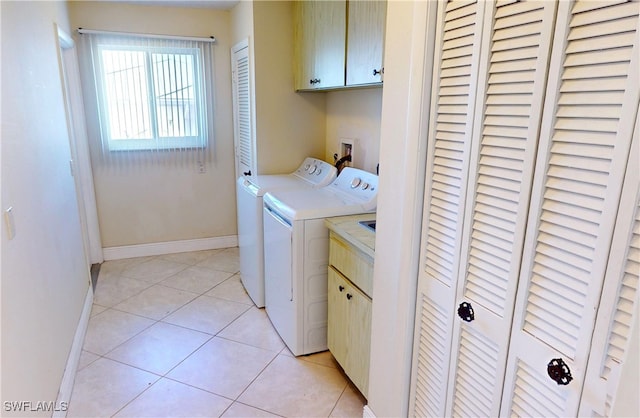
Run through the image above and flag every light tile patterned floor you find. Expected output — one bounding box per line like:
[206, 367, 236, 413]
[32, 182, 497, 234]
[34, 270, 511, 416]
[66, 248, 366, 417]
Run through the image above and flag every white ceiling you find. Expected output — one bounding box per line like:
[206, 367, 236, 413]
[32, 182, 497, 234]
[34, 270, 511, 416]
[103, 0, 240, 10]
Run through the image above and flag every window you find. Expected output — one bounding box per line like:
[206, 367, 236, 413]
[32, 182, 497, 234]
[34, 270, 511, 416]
[82, 33, 214, 153]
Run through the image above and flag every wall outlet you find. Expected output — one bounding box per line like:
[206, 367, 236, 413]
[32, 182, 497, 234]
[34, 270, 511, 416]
[197, 161, 206, 174]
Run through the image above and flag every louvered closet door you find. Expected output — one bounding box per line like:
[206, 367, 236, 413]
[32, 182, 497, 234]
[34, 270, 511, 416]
[408, 1, 485, 416]
[445, 1, 557, 416]
[501, 1, 640, 416]
[231, 42, 253, 178]
[579, 116, 639, 417]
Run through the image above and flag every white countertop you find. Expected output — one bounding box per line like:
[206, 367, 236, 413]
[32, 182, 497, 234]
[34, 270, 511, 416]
[324, 213, 376, 259]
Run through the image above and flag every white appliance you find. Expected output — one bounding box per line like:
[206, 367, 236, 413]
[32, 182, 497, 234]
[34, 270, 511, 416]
[236, 158, 337, 307]
[262, 167, 378, 356]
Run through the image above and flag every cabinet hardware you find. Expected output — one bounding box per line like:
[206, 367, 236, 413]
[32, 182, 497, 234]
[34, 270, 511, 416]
[457, 301, 475, 322]
[346, 293, 353, 300]
[339, 285, 345, 292]
[547, 358, 573, 385]
[243, 170, 251, 176]
[309, 78, 321, 85]
[373, 68, 383, 76]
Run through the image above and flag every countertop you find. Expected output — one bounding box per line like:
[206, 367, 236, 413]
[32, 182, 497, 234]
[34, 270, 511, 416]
[324, 213, 376, 259]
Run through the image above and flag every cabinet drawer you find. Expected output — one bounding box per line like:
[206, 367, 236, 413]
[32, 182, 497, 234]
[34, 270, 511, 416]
[329, 233, 373, 297]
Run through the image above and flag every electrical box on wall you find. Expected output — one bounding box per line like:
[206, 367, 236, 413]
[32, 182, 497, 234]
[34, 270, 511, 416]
[336, 138, 355, 169]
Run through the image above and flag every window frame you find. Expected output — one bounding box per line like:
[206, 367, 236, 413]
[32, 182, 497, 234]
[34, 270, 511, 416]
[90, 36, 211, 153]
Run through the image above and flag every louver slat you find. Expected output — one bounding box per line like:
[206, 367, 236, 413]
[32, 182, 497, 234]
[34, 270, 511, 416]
[448, 1, 556, 417]
[235, 53, 252, 168]
[504, 1, 638, 416]
[452, 328, 499, 417]
[603, 201, 640, 378]
[423, 0, 479, 287]
[521, 0, 638, 359]
[463, 0, 550, 319]
[411, 1, 483, 416]
[412, 296, 450, 418]
[578, 128, 638, 417]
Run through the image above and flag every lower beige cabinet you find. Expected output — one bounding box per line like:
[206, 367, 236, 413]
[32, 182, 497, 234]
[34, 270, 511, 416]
[327, 233, 373, 397]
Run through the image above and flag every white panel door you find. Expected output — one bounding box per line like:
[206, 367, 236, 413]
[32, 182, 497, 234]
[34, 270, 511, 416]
[409, 1, 486, 416]
[579, 115, 639, 417]
[501, 1, 639, 416]
[445, 1, 557, 416]
[231, 40, 254, 178]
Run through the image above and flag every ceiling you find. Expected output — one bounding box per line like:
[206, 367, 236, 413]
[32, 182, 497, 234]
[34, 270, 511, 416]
[102, 0, 240, 10]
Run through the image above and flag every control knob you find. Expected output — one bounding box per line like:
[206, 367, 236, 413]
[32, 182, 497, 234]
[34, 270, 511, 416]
[350, 178, 362, 188]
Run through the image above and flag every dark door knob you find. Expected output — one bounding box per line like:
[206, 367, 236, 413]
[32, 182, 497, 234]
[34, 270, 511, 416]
[457, 302, 475, 322]
[547, 358, 573, 385]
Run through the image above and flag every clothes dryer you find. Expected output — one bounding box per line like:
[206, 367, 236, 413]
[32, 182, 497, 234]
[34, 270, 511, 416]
[262, 167, 378, 355]
[236, 158, 336, 307]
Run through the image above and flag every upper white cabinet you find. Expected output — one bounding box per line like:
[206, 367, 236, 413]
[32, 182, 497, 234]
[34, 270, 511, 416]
[409, 1, 639, 417]
[294, 1, 386, 91]
[346, 0, 386, 86]
[294, 0, 346, 90]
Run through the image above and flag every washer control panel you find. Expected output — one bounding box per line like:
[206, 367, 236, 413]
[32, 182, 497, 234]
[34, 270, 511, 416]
[295, 157, 337, 185]
[330, 167, 379, 210]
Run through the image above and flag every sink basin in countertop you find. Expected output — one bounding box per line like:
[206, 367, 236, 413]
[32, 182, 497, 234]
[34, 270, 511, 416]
[358, 220, 376, 232]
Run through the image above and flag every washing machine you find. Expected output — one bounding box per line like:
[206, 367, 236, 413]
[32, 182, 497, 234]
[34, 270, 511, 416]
[236, 158, 336, 307]
[262, 167, 378, 356]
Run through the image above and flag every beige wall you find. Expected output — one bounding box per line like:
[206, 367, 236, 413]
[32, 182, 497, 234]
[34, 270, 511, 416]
[1, 1, 90, 414]
[68, 2, 237, 247]
[325, 88, 383, 174]
[231, 1, 326, 176]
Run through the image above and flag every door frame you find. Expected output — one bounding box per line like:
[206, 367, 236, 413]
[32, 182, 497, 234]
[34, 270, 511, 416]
[56, 25, 103, 265]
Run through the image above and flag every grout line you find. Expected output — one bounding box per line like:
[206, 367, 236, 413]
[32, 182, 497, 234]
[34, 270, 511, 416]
[71, 251, 365, 417]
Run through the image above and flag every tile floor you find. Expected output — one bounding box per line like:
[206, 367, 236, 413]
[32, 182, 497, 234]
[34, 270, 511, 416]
[67, 248, 366, 417]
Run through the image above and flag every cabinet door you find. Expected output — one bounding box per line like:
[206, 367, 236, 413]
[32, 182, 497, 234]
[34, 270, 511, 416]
[294, 0, 346, 90]
[501, 1, 639, 415]
[346, 1, 386, 86]
[445, 1, 557, 416]
[328, 267, 349, 366]
[408, 1, 486, 416]
[328, 266, 372, 396]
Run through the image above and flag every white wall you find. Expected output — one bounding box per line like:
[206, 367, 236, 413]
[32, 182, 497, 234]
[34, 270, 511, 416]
[68, 2, 237, 248]
[367, 1, 435, 416]
[1, 1, 90, 414]
[325, 88, 382, 174]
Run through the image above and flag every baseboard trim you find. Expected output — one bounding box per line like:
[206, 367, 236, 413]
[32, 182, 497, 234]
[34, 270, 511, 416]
[363, 405, 376, 418]
[102, 235, 238, 260]
[54, 286, 93, 418]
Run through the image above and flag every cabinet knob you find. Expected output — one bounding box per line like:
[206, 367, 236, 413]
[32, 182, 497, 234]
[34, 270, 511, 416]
[243, 170, 251, 176]
[338, 285, 345, 292]
[310, 78, 321, 85]
[373, 68, 383, 76]
[457, 301, 475, 322]
[346, 293, 353, 300]
[547, 358, 573, 385]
